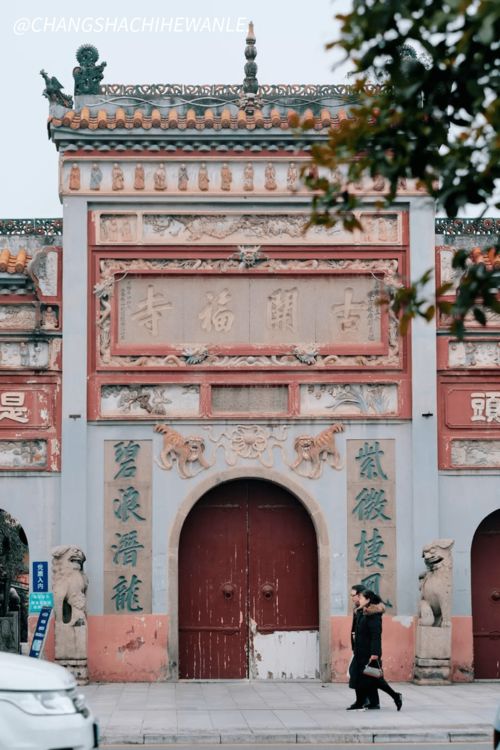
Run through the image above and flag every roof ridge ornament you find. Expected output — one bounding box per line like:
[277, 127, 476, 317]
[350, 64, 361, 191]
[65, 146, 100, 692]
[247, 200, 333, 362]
[73, 44, 107, 95]
[240, 21, 262, 114]
[40, 70, 73, 109]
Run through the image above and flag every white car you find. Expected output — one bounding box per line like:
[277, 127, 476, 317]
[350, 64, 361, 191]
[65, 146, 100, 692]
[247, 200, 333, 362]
[0, 652, 98, 749]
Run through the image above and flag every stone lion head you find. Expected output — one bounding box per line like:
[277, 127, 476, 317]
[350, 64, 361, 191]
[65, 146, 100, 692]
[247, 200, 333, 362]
[185, 438, 205, 461]
[422, 539, 454, 570]
[52, 545, 86, 572]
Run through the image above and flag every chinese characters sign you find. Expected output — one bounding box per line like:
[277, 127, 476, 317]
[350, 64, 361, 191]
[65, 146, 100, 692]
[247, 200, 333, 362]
[0, 388, 52, 430]
[104, 440, 152, 614]
[347, 439, 397, 611]
[32, 561, 48, 592]
[115, 275, 382, 349]
[470, 392, 500, 423]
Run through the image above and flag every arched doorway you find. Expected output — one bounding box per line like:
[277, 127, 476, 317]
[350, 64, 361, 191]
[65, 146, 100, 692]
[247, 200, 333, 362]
[0, 509, 29, 653]
[471, 508, 500, 678]
[178, 479, 319, 679]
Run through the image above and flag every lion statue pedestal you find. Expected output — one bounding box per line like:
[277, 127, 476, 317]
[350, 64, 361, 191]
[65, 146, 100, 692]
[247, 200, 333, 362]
[51, 545, 88, 685]
[414, 539, 454, 684]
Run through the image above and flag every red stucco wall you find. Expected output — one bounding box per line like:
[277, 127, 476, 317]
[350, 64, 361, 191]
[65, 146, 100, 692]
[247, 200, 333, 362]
[87, 614, 168, 682]
[451, 616, 474, 682]
[331, 615, 416, 682]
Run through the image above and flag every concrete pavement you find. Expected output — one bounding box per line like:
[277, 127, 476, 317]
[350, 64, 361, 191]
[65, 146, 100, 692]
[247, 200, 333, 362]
[81, 681, 499, 745]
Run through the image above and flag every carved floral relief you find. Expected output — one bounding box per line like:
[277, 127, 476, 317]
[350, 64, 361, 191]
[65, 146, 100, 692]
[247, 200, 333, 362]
[301, 383, 398, 416]
[100, 384, 199, 418]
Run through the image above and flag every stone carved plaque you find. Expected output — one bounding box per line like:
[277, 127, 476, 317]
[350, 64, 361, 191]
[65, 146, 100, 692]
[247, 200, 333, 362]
[100, 384, 199, 418]
[211, 385, 288, 414]
[0, 305, 37, 330]
[100, 215, 138, 243]
[0, 341, 50, 369]
[448, 341, 500, 369]
[450, 439, 500, 468]
[115, 275, 382, 349]
[347, 439, 397, 612]
[95, 211, 403, 246]
[301, 383, 398, 416]
[437, 246, 464, 290]
[96, 257, 401, 370]
[0, 439, 47, 469]
[103, 440, 152, 614]
[29, 248, 59, 298]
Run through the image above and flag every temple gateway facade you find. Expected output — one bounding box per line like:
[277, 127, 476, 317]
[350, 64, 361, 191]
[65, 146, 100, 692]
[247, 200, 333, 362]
[0, 34, 499, 681]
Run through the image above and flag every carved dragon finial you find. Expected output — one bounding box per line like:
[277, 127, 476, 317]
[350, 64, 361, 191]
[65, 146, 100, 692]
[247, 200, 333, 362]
[40, 69, 73, 108]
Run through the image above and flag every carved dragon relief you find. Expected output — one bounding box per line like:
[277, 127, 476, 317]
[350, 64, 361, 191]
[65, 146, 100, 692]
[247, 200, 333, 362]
[94, 258, 401, 369]
[154, 423, 344, 479]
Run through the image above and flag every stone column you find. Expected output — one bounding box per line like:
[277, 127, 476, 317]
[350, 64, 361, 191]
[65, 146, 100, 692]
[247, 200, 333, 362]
[409, 198, 440, 573]
[61, 197, 88, 550]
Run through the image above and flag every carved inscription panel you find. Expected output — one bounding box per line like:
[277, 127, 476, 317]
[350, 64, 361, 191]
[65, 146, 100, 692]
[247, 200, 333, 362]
[115, 275, 382, 349]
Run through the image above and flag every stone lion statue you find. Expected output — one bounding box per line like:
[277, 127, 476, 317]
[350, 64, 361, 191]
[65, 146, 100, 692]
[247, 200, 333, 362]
[51, 545, 88, 628]
[418, 539, 454, 627]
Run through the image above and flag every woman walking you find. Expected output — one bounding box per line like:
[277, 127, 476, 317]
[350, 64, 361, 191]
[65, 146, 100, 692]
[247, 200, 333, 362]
[348, 589, 403, 711]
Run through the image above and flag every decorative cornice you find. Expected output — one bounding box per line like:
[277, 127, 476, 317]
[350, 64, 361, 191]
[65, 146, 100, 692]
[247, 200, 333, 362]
[1, 218, 497, 239]
[435, 218, 500, 236]
[98, 83, 371, 100]
[0, 219, 63, 236]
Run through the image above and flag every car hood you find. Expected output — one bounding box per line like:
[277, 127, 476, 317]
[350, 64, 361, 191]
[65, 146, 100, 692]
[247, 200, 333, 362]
[0, 653, 76, 691]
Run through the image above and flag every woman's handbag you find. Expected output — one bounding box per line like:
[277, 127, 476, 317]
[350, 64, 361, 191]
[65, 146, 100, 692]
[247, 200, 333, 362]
[363, 659, 383, 678]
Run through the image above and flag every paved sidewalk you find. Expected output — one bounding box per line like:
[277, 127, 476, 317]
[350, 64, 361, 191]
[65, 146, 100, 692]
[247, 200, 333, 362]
[81, 681, 498, 745]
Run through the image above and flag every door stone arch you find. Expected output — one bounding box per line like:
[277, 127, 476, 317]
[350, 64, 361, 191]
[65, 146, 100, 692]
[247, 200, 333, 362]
[167, 467, 331, 680]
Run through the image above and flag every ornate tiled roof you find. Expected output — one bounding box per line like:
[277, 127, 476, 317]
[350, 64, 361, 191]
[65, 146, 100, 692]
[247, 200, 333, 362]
[43, 30, 365, 147]
[49, 106, 351, 132]
[0, 248, 30, 273]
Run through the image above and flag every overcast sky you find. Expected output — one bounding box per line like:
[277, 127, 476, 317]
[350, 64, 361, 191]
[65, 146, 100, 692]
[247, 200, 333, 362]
[0, 0, 351, 218]
[0, 0, 495, 219]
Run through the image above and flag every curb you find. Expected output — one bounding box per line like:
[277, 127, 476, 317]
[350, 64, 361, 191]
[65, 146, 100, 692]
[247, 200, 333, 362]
[101, 728, 492, 745]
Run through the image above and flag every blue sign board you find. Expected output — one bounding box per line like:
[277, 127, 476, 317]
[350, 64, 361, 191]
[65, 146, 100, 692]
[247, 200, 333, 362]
[29, 606, 52, 658]
[29, 592, 54, 614]
[32, 561, 48, 592]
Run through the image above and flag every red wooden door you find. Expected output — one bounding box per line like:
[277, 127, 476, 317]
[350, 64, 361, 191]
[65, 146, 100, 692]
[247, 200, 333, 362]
[471, 510, 500, 678]
[178, 479, 318, 679]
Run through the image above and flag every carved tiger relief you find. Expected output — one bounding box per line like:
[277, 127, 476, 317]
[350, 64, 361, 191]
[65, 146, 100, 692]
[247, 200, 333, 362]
[289, 423, 344, 478]
[154, 424, 212, 478]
